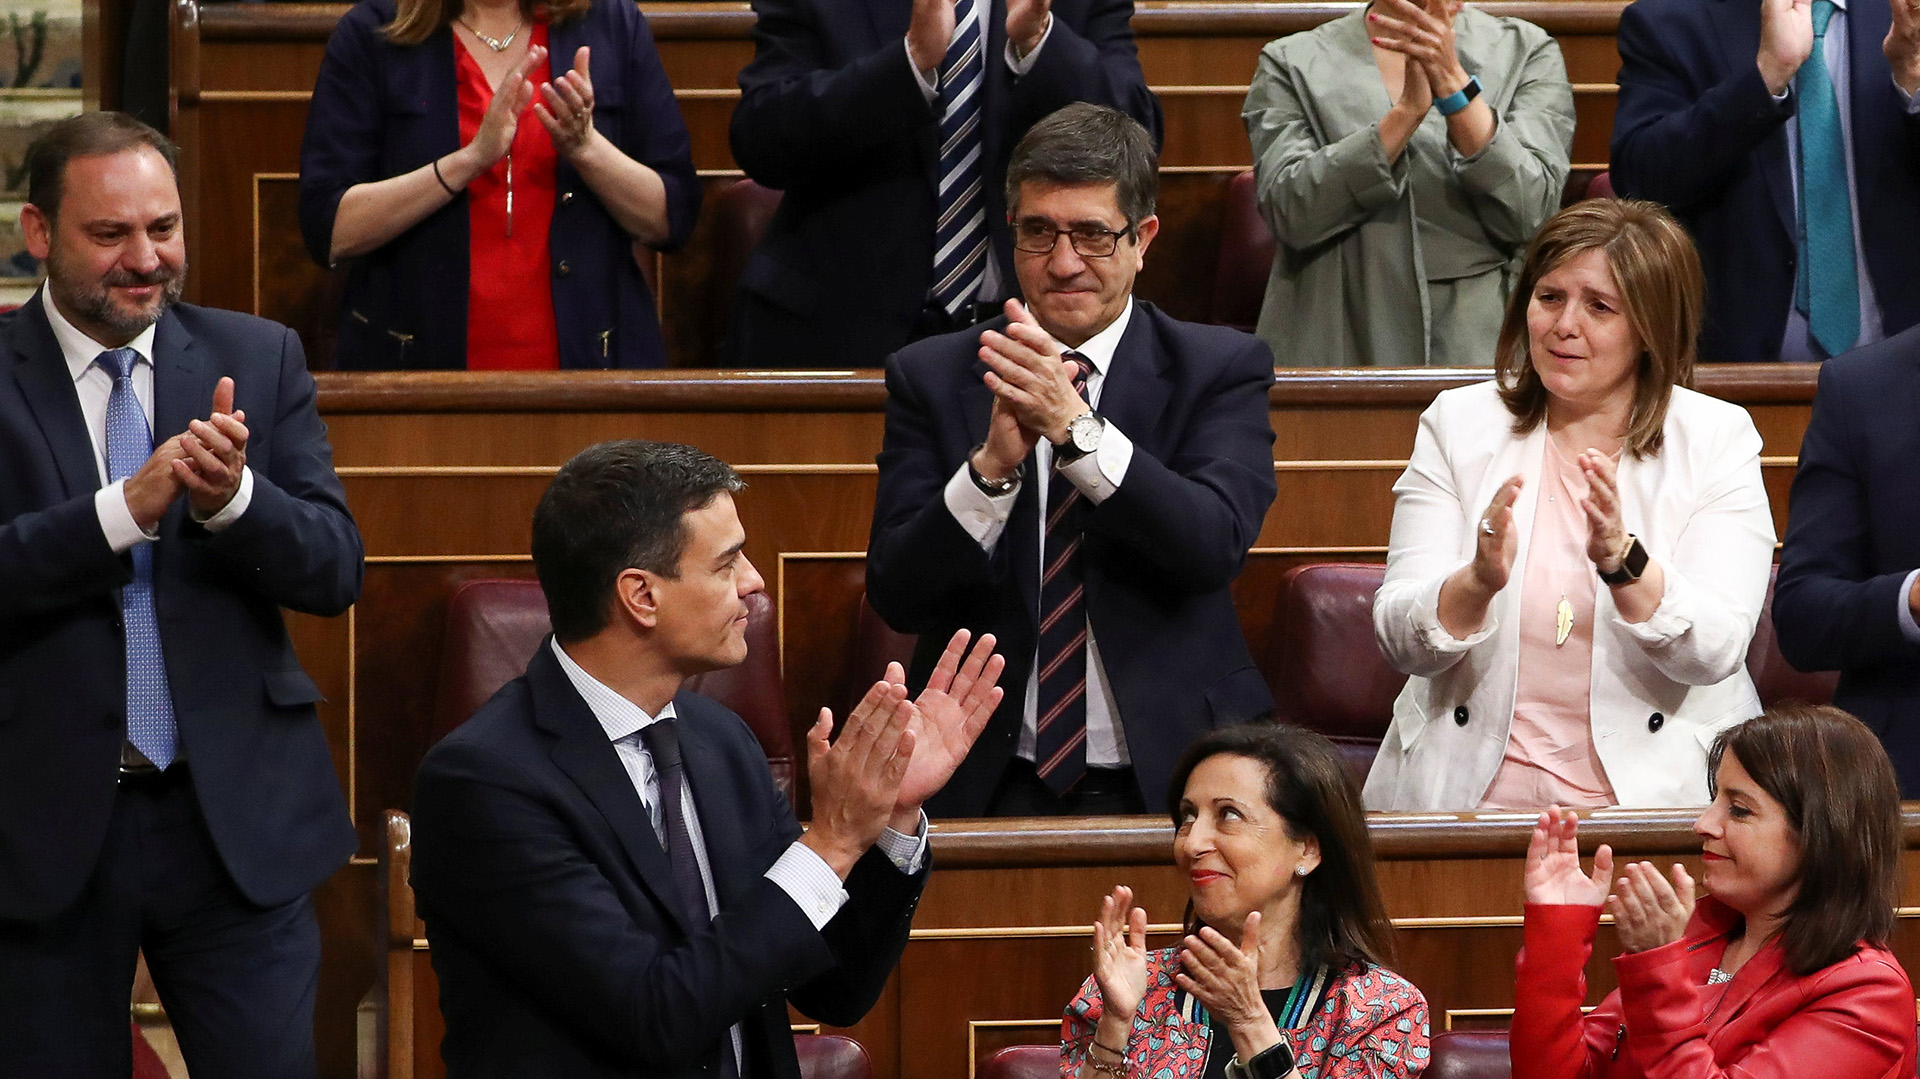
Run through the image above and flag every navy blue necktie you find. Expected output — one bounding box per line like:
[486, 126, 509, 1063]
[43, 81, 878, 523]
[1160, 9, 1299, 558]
[99, 348, 178, 769]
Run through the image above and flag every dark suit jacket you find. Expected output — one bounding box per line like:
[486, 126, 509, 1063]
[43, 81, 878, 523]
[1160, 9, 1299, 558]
[299, 0, 701, 371]
[866, 302, 1278, 815]
[722, 0, 1162, 370]
[1609, 0, 1920, 363]
[0, 295, 363, 922]
[410, 643, 924, 1078]
[1774, 324, 1920, 793]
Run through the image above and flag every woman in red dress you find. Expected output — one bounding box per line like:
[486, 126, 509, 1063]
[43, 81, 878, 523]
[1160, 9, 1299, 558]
[1512, 703, 1917, 1079]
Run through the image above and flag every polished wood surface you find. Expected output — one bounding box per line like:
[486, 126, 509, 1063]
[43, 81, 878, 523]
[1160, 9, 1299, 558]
[378, 808, 1920, 1079]
[162, 0, 1627, 369]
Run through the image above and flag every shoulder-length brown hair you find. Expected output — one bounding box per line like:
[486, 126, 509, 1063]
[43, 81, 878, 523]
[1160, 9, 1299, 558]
[1706, 703, 1903, 977]
[385, 0, 588, 47]
[1165, 724, 1395, 973]
[1494, 198, 1704, 458]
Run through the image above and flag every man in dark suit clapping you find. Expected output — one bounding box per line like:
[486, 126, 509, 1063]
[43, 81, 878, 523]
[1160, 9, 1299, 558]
[0, 112, 364, 1078]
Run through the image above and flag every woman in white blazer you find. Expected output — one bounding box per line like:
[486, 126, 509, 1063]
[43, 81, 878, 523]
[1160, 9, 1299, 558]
[1365, 200, 1774, 811]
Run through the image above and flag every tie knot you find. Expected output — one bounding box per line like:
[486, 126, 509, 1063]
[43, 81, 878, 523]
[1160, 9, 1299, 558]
[96, 348, 139, 382]
[639, 718, 682, 771]
[1812, 0, 1836, 35]
[1064, 351, 1094, 395]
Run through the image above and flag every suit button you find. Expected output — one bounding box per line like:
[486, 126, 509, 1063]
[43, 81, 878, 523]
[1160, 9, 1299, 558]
[556, 260, 571, 277]
[560, 190, 574, 205]
[1453, 705, 1469, 726]
[1648, 712, 1665, 732]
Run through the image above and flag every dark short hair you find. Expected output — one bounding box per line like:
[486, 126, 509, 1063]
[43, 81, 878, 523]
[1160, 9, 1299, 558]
[26, 111, 179, 222]
[1004, 103, 1157, 225]
[530, 441, 745, 643]
[1165, 724, 1395, 973]
[1706, 703, 1902, 976]
[1494, 199, 1703, 458]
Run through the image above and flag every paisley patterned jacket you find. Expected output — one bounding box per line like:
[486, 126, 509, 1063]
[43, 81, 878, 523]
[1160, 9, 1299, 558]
[1061, 947, 1430, 1079]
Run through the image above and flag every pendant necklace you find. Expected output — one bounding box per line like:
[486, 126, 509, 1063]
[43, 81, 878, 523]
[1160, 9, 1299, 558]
[460, 14, 524, 52]
[1555, 597, 1573, 647]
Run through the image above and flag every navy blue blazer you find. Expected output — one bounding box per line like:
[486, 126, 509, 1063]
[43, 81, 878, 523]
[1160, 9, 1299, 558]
[1774, 323, 1920, 793]
[1610, 0, 1920, 363]
[410, 643, 924, 1079]
[299, 0, 701, 371]
[0, 296, 364, 921]
[866, 303, 1278, 815]
[722, 0, 1162, 370]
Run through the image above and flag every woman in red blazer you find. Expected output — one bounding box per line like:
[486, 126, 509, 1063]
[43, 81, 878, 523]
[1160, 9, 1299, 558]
[1511, 702, 1917, 1079]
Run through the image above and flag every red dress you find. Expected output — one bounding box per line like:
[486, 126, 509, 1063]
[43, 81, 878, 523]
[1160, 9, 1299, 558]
[456, 19, 561, 371]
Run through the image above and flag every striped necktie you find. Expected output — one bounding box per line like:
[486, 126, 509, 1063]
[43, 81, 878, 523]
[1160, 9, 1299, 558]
[98, 347, 178, 770]
[1793, 0, 1861, 358]
[930, 0, 989, 317]
[1033, 353, 1094, 793]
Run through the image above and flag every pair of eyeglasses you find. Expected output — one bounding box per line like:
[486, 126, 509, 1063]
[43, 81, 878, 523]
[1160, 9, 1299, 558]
[1010, 221, 1135, 258]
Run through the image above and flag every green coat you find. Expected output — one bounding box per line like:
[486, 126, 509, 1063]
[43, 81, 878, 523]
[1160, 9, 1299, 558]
[1242, 7, 1575, 367]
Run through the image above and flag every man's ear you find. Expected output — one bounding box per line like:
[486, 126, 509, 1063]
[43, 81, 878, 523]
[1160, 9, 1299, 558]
[1130, 214, 1160, 269]
[612, 567, 660, 630]
[20, 203, 51, 262]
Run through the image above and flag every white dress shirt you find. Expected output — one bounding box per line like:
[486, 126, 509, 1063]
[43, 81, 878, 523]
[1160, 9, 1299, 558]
[941, 298, 1138, 768]
[1771, 0, 1920, 362]
[42, 289, 254, 552]
[905, 8, 1057, 304]
[549, 640, 928, 1074]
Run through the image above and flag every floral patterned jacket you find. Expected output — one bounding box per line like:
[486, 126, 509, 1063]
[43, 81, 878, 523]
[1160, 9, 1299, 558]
[1061, 947, 1429, 1079]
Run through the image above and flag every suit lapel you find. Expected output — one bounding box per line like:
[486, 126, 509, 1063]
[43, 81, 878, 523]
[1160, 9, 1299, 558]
[150, 312, 215, 537]
[1093, 305, 1172, 466]
[7, 293, 100, 498]
[1847, 0, 1894, 208]
[673, 696, 750, 906]
[1712, 0, 1796, 240]
[532, 646, 697, 934]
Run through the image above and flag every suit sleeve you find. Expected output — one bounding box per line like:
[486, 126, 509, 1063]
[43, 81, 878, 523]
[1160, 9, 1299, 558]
[1243, 43, 1411, 252]
[999, 0, 1162, 149]
[728, 0, 940, 191]
[787, 844, 926, 1027]
[1084, 335, 1276, 593]
[1510, 904, 1618, 1079]
[0, 494, 129, 617]
[618, 6, 702, 252]
[192, 327, 364, 616]
[299, 7, 387, 267]
[1451, 30, 1575, 248]
[1609, 4, 1793, 211]
[1614, 944, 1913, 1079]
[411, 738, 846, 1068]
[867, 354, 1009, 632]
[1774, 361, 1920, 670]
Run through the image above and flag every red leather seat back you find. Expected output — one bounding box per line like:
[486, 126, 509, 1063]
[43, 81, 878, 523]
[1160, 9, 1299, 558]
[795, 1034, 873, 1079]
[1208, 170, 1277, 333]
[708, 178, 784, 360]
[1266, 563, 1404, 779]
[841, 594, 919, 717]
[433, 580, 795, 796]
[1429, 1031, 1511, 1079]
[1747, 565, 1839, 709]
[1586, 171, 1616, 200]
[979, 1045, 1059, 1079]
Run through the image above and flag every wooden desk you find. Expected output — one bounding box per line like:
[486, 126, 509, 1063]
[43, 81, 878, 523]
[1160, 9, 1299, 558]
[380, 808, 1920, 1079]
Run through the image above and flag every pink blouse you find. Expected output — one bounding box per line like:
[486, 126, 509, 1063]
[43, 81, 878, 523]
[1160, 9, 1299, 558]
[1480, 437, 1617, 809]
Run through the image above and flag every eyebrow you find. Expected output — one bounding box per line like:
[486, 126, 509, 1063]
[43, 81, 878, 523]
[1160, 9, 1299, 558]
[1016, 215, 1123, 231]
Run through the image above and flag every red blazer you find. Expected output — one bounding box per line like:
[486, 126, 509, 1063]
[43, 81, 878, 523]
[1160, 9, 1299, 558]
[1511, 899, 1916, 1079]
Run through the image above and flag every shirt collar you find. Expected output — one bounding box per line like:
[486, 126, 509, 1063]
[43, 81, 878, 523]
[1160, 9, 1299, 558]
[1058, 297, 1133, 377]
[42, 287, 159, 384]
[549, 638, 677, 744]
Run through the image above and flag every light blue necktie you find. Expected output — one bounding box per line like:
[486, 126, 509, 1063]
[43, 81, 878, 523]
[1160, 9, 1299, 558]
[929, 0, 989, 317]
[1794, 0, 1861, 358]
[99, 348, 178, 769]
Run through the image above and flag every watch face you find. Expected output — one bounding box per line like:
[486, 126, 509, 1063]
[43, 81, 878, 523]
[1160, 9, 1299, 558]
[1071, 414, 1102, 452]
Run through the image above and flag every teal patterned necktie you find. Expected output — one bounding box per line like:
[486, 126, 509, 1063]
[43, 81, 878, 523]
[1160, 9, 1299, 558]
[1794, 0, 1861, 358]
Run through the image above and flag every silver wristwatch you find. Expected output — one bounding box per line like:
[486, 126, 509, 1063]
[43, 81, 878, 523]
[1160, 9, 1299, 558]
[1053, 411, 1104, 465]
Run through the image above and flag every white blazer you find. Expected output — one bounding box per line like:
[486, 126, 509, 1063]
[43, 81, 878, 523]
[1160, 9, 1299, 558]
[1363, 381, 1775, 810]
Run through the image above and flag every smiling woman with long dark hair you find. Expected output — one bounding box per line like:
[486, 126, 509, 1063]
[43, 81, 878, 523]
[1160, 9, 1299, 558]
[1512, 703, 1917, 1079]
[1060, 724, 1428, 1079]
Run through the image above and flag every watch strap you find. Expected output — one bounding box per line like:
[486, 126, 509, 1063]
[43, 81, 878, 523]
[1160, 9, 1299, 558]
[1225, 1040, 1296, 1079]
[1599, 534, 1649, 586]
[1435, 74, 1483, 116]
[967, 446, 1022, 496]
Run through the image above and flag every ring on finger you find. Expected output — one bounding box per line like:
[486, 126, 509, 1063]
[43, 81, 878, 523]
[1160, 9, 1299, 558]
[1480, 517, 1496, 536]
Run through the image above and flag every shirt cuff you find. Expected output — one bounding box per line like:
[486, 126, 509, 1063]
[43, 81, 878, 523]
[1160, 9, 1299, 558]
[1898, 569, 1920, 645]
[191, 466, 254, 531]
[97, 480, 157, 554]
[765, 840, 850, 931]
[907, 37, 939, 102]
[1004, 13, 1053, 74]
[944, 461, 1018, 550]
[1058, 422, 1133, 504]
[1410, 570, 1496, 651]
[877, 810, 930, 874]
[1895, 77, 1920, 113]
